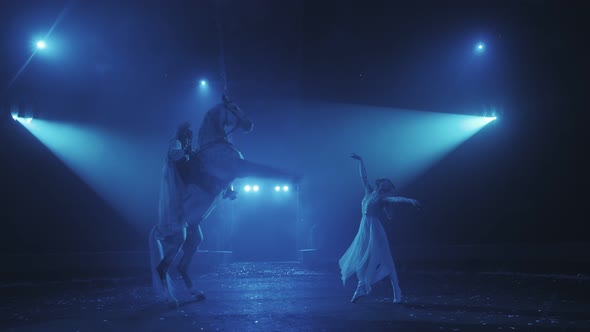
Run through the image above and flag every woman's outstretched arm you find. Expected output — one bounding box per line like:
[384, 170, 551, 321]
[382, 196, 422, 209]
[351, 153, 372, 194]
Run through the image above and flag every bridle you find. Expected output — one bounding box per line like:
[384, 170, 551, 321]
[222, 101, 249, 138]
[193, 100, 250, 155]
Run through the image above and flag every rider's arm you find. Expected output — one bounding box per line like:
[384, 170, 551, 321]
[168, 139, 187, 161]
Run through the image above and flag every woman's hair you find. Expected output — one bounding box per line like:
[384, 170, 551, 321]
[375, 178, 396, 190]
[176, 121, 193, 140]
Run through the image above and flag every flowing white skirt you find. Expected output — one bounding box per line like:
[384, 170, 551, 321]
[339, 214, 395, 294]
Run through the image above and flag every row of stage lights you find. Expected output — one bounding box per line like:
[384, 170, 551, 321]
[35, 40, 486, 58]
[199, 41, 485, 90]
[25, 41, 486, 95]
[242, 185, 290, 193]
[21, 38, 487, 89]
[10, 38, 492, 121]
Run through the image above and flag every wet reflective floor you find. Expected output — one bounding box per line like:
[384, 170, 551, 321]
[1, 262, 589, 331]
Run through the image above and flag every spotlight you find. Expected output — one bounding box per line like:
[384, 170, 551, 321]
[36, 40, 46, 50]
[253, 185, 259, 192]
[274, 186, 281, 192]
[244, 185, 251, 192]
[474, 42, 485, 54]
[10, 106, 18, 120]
[282, 186, 289, 192]
[26, 117, 33, 124]
[200, 80, 207, 87]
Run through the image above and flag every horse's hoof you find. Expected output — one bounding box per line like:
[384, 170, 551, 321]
[224, 191, 237, 200]
[393, 289, 402, 304]
[351, 290, 366, 303]
[167, 299, 179, 309]
[191, 290, 206, 302]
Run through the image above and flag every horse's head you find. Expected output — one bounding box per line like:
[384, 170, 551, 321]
[197, 95, 255, 147]
[223, 99, 253, 133]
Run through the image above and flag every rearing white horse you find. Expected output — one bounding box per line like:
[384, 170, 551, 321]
[149, 95, 300, 305]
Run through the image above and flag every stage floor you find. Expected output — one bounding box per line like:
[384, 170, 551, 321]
[1, 262, 589, 331]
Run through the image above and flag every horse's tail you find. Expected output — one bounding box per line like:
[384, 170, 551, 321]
[148, 225, 175, 299]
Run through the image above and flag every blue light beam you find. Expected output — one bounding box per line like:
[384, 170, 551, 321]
[297, 102, 498, 189]
[15, 118, 159, 224]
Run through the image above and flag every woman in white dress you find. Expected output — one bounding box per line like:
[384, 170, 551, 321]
[339, 153, 421, 304]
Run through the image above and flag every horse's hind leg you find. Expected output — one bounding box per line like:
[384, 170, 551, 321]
[177, 224, 206, 300]
[177, 223, 203, 288]
[157, 231, 185, 300]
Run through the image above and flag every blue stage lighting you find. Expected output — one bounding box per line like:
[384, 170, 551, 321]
[253, 185, 260, 192]
[26, 117, 33, 124]
[200, 80, 207, 87]
[244, 185, 251, 192]
[274, 186, 281, 192]
[474, 42, 485, 54]
[283, 186, 289, 192]
[36, 40, 46, 50]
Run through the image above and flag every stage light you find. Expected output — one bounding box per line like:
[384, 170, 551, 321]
[474, 42, 485, 54]
[274, 186, 281, 192]
[36, 40, 46, 50]
[253, 185, 260, 192]
[244, 185, 251, 192]
[283, 186, 289, 192]
[200, 80, 207, 87]
[26, 117, 33, 124]
[10, 106, 18, 120]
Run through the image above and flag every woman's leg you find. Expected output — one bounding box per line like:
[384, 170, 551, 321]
[351, 271, 368, 303]
[390, 260, 402, 303]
